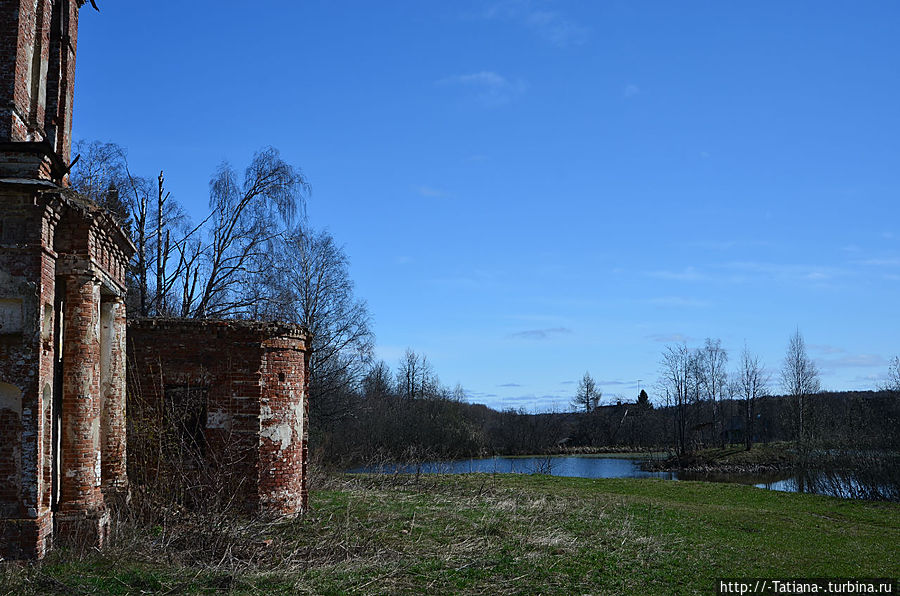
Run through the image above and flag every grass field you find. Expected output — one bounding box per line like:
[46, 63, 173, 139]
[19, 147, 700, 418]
[2, 473, 897, 595]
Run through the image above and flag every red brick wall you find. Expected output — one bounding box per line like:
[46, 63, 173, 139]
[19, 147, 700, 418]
[1, 184, 131, 558]
[0, 185, 58, 559]
[127, 319, 310, 516]
[0, 0, 83, 167]
[1, 0, 131, 559]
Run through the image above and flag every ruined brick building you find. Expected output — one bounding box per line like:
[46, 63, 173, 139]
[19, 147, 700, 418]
[0, 0, 134, 559]
[1, 0, 311, 560]
[127, 319, 310, 516]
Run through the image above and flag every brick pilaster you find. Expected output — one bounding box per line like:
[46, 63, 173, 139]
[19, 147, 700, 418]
[55, 273, 108, 548]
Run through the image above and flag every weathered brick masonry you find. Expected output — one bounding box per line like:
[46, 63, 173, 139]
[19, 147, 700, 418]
[1, 0, 134, 560]
[1, 0, 82, 169]
[2, 0, 313, 560]
[127, 319, 311, 516]
[0, 188, 133, 560]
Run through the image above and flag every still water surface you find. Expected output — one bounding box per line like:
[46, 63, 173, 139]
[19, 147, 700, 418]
[350, 455, 870, 499]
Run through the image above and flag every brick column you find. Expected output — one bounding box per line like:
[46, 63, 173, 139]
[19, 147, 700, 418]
[258, 336, 306, 515]
[55, 273, 108, 548]
[100, 297, 127, 501]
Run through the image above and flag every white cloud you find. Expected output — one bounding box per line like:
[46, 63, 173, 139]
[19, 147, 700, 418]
[858, 257, 900, 267]
[415, 185, 451, 199]
[647, 267, 707, 282]
[507, 327, 573, 340]
[480, 1, 588, 47]
[437, 71, 527, 106]
[809, 344, 845, 355]
[645, 296, 711, 308]
[719, 261, 846, 284]
[825, 354, 889, 368]
[646, 333, 693, 343]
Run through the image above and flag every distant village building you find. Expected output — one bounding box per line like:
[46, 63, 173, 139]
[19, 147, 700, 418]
[0, 0, 311, 560]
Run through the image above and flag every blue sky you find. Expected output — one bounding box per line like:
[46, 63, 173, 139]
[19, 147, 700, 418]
[72, 1, 899, 411]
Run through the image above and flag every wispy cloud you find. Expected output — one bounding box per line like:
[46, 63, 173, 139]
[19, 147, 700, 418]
[816, 354, 890, 377]
[498, 382, 523, 388]
[415, 185, 452, 199]
[497, 393, 572, 413]
[820, 354, 889, 368]
[809, 344, 845, 355]
[647, 267, 707, 282]
[507, 327, 573, 340]
[479, 0, 589, 47]
[466, 390, 499, 402]
[623, 84, 640, 98]
[646, 333, 693, 343]
[430, 268, 498, 291]
[720, 261, 846, 284]
[647, 261, 848, 286]
[645, 297, 711, 308]
[857, 257, 900, 267]
[436, 71, 526, 107]
[560, 380, 576, 385]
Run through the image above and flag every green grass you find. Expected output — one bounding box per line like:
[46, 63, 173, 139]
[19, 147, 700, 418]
[2, 474, 897, 595]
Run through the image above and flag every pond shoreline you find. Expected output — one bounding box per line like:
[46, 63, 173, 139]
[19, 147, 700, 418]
[638, 443, 799, 475]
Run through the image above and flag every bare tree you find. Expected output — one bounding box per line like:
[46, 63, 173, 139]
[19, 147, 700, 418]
[69, 139, 130, 221]
[190, 147, 308, 318]
[735, 344, 769, 451]
[882, 356, 900, 392]
[149, 172, 194, 316]
[780, 329, 821, 446]
[397, 348, 438, 399]
[698, 338, 728, 447]
[70, 140, 154, 315]
[256, 227, 374, 406]
[572, 371, 600, 413]
[362, 361, 395, 400]
[659, 343, 697, 455]
[70, 141, 197, 317]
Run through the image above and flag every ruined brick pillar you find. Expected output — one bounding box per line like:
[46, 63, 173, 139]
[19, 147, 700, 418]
[55, 273, 108, 547]
[258, 335, 308, 515]
[99, 296, 127, 499]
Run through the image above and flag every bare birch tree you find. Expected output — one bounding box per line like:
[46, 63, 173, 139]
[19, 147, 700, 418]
[254, 227, 374, 417]
[698, 338, 728, 447]
[780, 329, 821, 446]
[735, 344, 768, 451]
[659, 344, 696, 455]
[189, 147, 308, 318]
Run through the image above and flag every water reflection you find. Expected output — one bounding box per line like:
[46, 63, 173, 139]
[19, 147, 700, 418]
[353, 456, 676, 480]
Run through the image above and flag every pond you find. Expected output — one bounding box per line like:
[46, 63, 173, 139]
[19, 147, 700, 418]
[350, 455, 896, 501]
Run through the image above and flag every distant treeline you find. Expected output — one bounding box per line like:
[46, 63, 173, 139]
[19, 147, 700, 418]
[312, 375, 900, 466]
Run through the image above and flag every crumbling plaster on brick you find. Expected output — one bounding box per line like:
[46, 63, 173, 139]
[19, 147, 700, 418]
[1, 0, 135, 560]
[128, 319, 311, 517]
